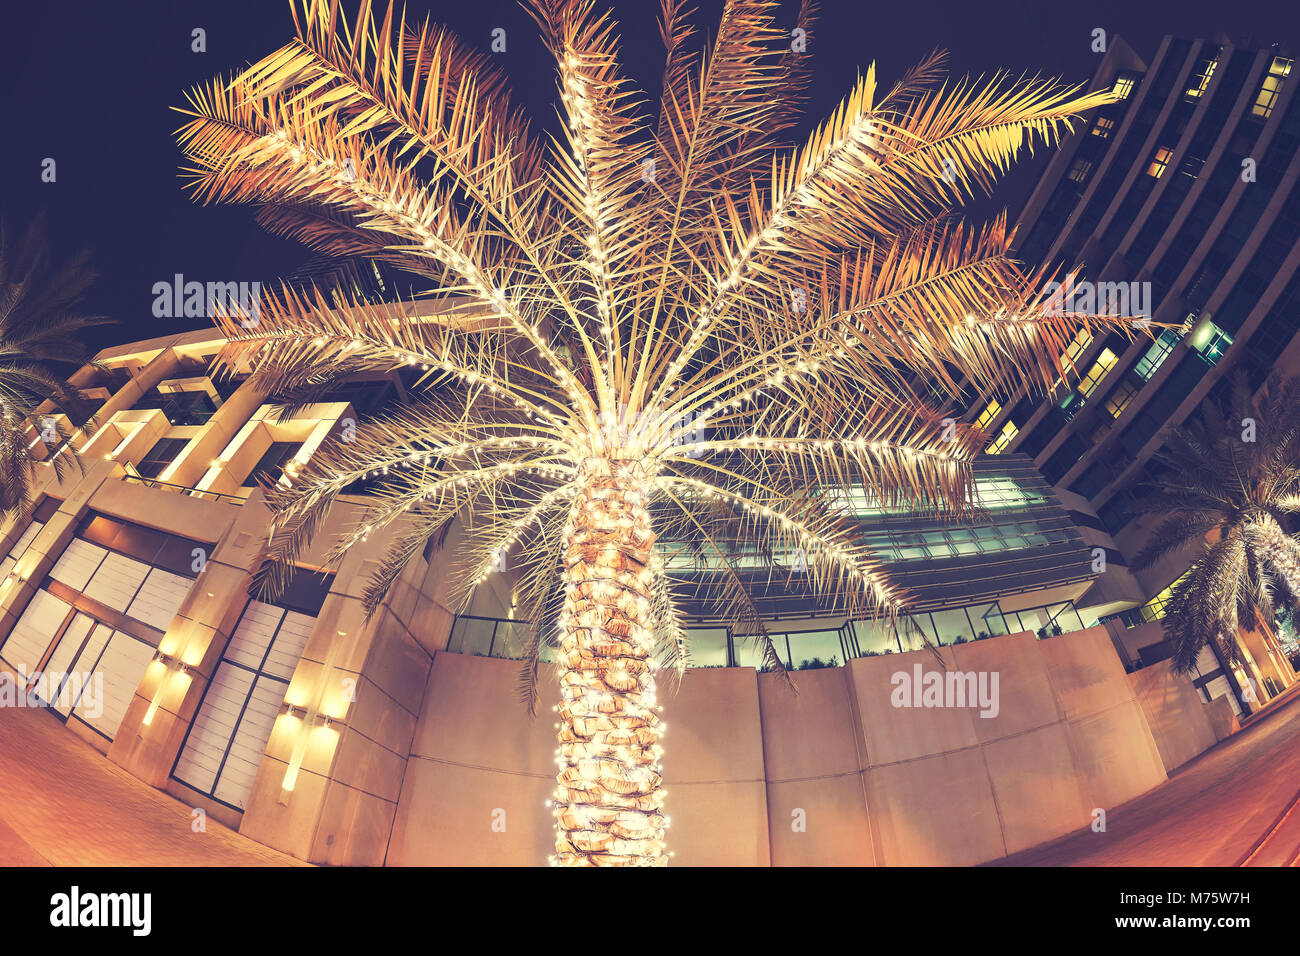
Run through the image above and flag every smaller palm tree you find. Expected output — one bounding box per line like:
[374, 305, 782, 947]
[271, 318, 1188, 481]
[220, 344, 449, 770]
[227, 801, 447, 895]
[0, 213, 107, 518]
[1131, 371, 1300, 674]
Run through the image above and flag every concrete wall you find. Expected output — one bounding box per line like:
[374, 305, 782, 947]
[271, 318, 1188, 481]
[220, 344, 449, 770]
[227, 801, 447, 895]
[1128, 659, 1237, 771]
[389, 625, 1177, 866]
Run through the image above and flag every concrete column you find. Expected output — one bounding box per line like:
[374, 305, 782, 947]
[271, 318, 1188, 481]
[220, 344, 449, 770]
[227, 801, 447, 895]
[108, 507, 254, 792]
[1236, 625, 1294, 700]
[0, 458, 117, 640]
[75, 348, 184, 452]
[235, 506, 439, 865]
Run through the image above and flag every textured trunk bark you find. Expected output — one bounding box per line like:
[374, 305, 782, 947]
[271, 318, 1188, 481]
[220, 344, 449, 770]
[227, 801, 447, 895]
[552, 459, 667, 866]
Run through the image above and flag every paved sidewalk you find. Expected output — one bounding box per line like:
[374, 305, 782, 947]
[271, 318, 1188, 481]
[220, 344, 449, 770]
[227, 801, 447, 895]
[996, 691, 1300, 866]
[0, 700, 305, 866]
[2, 665, 1298, 866]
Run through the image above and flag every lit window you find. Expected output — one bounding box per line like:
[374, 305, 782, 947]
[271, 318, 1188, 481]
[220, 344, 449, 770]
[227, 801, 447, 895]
[1104, 379, 1138, 418]
[1139, 572, 1189, 622]
[1251, 57, 1292, 119]
[1058, 391, 1086, 420]
[1190, 319, 1233, 365]
[1112, 74, 1137, 101]
[1061, 328, 1093, 371]
[1184, 55, 1218, 100]
[974, 399, 1001, 430]
[1067, 157, 1093, 184]
[1135, 328, 1182, 380]
[986, 420, 1019, 455]
[1078, 348, 1118, 397]
[1147, 146, 1174, 178]
[1091, 116, 1116, 138]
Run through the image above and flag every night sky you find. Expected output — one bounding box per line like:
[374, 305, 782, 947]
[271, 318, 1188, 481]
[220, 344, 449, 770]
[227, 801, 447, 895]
[2, 0, 1297, 355]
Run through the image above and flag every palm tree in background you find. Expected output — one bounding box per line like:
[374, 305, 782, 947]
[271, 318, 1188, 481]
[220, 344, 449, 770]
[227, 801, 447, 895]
[1132, 372, 1300, 676]
[0, 213, 106, 518]
[177, 0, 1127, 865]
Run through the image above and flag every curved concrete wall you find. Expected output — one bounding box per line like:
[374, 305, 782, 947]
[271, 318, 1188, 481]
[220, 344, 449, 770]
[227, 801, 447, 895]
[388, 625, 1170, 866]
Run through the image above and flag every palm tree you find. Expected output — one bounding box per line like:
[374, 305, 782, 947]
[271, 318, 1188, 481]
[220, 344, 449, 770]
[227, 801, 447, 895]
[177, 0, 1125, 865]
[1131, 372, 1300, 676]
[0, 213, 106, 518]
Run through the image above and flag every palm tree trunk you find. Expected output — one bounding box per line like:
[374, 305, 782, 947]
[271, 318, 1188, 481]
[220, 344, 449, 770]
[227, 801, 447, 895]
[552, 459, 667, 866]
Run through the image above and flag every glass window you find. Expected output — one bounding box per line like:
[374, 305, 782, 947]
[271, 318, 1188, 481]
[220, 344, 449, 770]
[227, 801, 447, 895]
[132, 387, 217, 427]
[1009, 606, 1050, 635]
[491, 620, 531, 660]
[970, 603, 1009, 638]
[897, 532, 927, 561]
[922, 531, 955, 558]
[1184, 55, 1218, 100]
[0, 504, 52, 581]
[173, 587, 328, 809]
[1061, 328, 1093, 371]
[448, 616, 495, 655]
[787, 630, 843, 669]
[1251, 57, 1292, 119]
[686, 628, 727, 667]
[852, 618, 900, 655]
[1146, 146, 1174, 179]
[897, 614, 935, 652]
[947, 529, 980, 556]
[1066, 157, 1093, 184]
[136, 437, 190, 480]
[1112, 74, 1137, 100]
[974, 398, 1001, 430]
[986, 419, 1018, 454]
[1091, 116, 1116, 138]
[931, 608, 974, 646]
[732, 631, 787, 669]
[1078, 348, 1118, 397]
[1190, 319, 1233, 365]
[1104, 379, 1139, 418]
[1135, 328, 1182, 379]
[247, 441, 301, 487]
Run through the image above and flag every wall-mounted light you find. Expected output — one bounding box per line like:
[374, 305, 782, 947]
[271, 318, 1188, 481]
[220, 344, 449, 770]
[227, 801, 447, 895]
[141, 653, 195, 726]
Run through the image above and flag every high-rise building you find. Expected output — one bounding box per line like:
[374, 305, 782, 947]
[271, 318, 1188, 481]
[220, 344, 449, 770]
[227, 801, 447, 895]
[968, 33, 1300, 714]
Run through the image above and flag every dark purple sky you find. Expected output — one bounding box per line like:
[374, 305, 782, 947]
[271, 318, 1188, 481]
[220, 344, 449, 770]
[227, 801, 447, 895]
[2, 0, 1297, 353]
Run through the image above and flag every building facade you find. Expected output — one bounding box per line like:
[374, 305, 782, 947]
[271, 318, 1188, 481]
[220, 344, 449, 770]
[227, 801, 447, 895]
[0, 314, 1236, 864]
[963, 33, 1300, 716]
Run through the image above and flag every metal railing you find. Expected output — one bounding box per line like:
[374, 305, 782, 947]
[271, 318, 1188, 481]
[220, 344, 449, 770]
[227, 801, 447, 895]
[445, 599, 1090, 671]
[120, 472, 246, 505]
